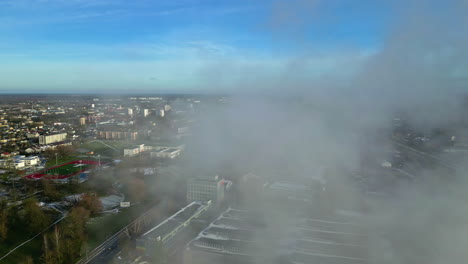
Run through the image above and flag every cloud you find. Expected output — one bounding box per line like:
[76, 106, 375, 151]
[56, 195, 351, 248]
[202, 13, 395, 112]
[0, 0, 126, 9]
[0, 0, 253, 26]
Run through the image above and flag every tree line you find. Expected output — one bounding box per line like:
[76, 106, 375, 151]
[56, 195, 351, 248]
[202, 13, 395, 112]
[0, 192, 102, 264]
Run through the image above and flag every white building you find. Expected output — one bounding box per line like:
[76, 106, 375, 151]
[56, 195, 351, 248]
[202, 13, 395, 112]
[39, 133, 67, 145]
[143, 109, 149, 117]
[13, 160, 25, 169]
[150, 146, 183, 159]
[160, 109, 165, 117]
[0, 155, 40, 169]
[123, 144, 146, 157]
[22, 156, 40, 166]
[187, 175, 226, 203]
[26, 132, 40, 139]
[177, 127, 189, 134]
[164, 104, 171, 111]
[128, 108, 134, 117]
[25, 148, 37, 154]
[124, 148, 139, 157]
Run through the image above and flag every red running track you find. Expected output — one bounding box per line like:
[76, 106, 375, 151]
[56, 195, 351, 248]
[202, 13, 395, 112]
[24, 160, 100, 180]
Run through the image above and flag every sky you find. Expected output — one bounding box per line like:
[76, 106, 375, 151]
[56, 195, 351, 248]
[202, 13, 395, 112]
[0, 0, 441, 93]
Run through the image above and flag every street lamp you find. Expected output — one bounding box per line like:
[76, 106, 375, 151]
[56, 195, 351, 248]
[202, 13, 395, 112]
[55, 153, 58, 165]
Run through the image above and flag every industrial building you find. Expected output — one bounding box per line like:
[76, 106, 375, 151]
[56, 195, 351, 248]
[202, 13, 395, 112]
[137, 201, 212, 255]
[263, 181, 319, 204]
[187, 175, 226, 203]
[39, 133, 67, 145]
[150, 146, 183, 159]
[183, 208, 262, 264]
[184, 207, 369, 264]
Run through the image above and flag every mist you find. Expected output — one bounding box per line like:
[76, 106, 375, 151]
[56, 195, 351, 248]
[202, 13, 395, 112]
[175, 0, 468, 263]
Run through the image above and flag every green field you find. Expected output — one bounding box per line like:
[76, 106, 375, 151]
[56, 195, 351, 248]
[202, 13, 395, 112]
[44, 163, 91, 176]
[80, 140, 130, 153]
[44, 155, 76, 168]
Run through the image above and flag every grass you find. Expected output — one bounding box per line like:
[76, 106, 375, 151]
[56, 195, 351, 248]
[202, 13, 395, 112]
[43, 163, 91, 176]
[80, 142, 111, 154]
[80, 140, 129, 154]
[44, 155, 77, 168]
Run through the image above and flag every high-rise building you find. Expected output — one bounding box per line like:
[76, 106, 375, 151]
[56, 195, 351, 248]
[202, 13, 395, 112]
[128, 108, 133, 117]
[187, 175, 225, 203]
[143, 109, 149, 117]
[79, 117, 86, 125]
[160, 109, 165, 117]
[164, 104, 171, 111]
[39, 133, 67, 145]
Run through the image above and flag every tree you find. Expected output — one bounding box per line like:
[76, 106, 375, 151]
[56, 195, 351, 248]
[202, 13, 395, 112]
[57, 146, 75, 158]
[59, 206, 90, 263]
[22, 197, 51, 233]
[19, 256, 34, 264]
[7, 204, 21, 230]
[0, 200, 8, 242]
[41, 179, 63, 201]
[42, 233, 56, 264]
[42, 227, 62, 264]
[79, 193, 103, 215]
[43, 148, 57, 160]
[9, 187, 19, 202]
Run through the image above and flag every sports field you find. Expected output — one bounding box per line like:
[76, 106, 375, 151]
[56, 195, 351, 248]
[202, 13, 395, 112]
[24, 160, 99, 180]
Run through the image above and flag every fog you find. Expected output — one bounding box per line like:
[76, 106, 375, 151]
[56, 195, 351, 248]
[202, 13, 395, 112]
[176, 0, 468, 263]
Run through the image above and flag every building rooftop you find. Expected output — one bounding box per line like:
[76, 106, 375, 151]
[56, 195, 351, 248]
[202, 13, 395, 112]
[187, 207, 369, 263]
[141, 201, 211, 243]
[268, 182, 310, 192]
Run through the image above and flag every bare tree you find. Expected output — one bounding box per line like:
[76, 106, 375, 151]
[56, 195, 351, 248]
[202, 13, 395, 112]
[79, 193, 103, 215]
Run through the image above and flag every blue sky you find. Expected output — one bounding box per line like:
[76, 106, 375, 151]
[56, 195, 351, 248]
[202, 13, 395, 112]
[0, 0, 393, 93]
